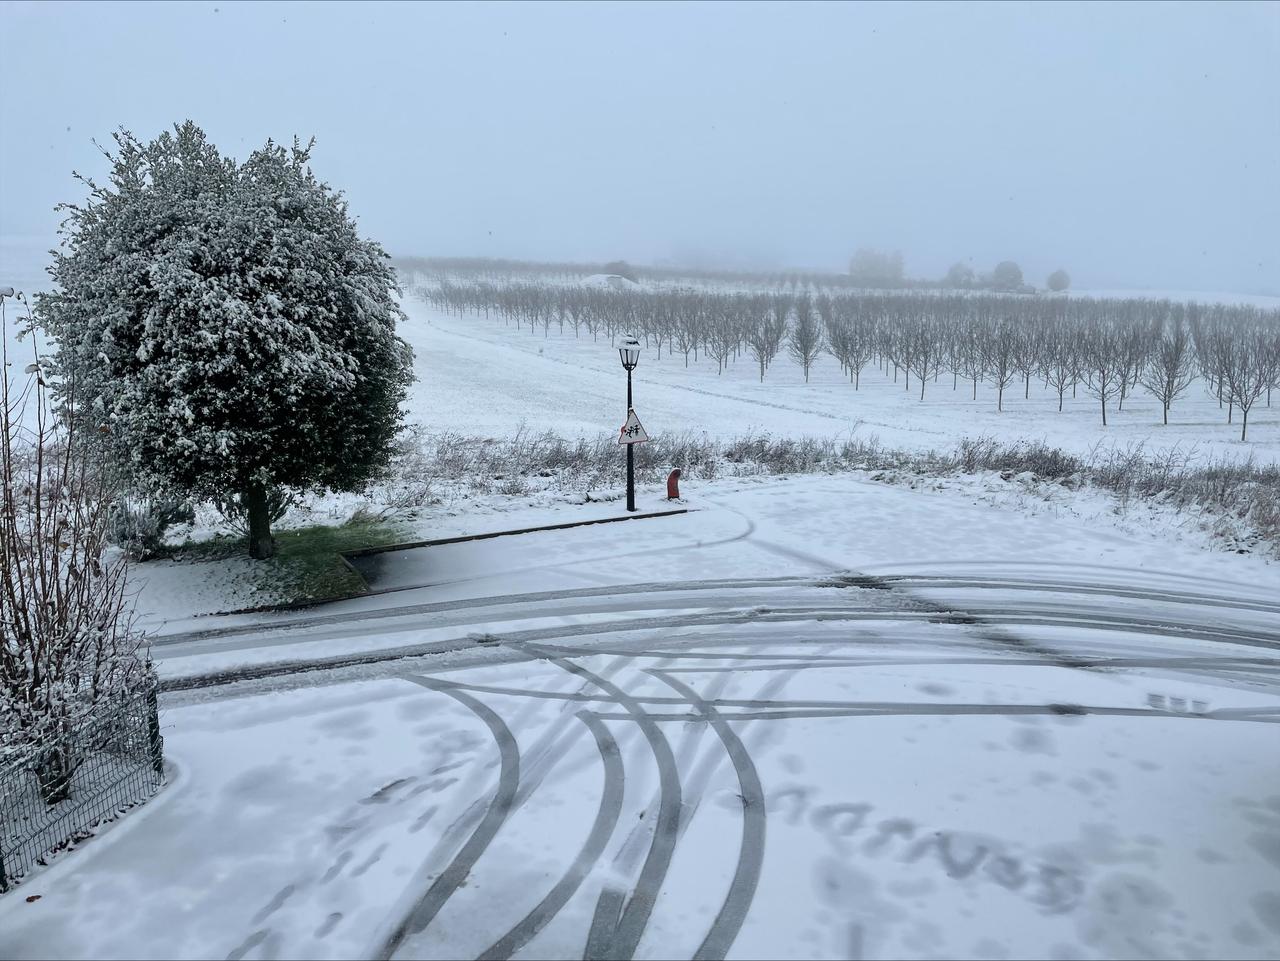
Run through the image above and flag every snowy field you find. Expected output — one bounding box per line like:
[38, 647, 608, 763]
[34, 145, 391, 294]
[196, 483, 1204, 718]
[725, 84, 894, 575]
[3, 475, 1279, 960]
[395, 283, 1280, 465]
[4, 237, 1278, 463]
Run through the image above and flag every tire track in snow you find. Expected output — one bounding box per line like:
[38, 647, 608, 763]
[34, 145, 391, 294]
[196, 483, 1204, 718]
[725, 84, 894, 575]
[377, 679, 521, 961]
[520, 647, 683, 961]
[648, 670, 766, 961]
[162, 602, 1280, 699]
[477, 710, 625, 961]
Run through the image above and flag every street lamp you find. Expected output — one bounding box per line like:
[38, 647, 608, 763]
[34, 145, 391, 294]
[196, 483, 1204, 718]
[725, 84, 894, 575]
[618, 335, 641, 512]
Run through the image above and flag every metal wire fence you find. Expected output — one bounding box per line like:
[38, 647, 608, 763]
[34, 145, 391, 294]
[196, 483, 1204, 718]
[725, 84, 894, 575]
[0, 689, 164, 891]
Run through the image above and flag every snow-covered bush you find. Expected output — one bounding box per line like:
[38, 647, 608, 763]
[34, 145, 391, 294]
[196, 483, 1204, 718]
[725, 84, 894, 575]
[36, 122, 415, 560]
[1, 297, 155, 803]
[108, 497, 196, 560]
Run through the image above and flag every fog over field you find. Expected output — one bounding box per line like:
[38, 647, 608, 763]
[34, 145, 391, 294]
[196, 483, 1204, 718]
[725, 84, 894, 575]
[2, 0, 1278, 295]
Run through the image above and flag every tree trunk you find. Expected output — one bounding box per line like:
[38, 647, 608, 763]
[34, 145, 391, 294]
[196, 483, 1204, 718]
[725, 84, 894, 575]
[36, 741, 74, 805]
[246, 480, 276, 560]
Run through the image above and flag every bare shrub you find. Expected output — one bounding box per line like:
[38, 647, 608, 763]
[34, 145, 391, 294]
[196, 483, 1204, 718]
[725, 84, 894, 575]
[953, 437, 1084, 478]
[1, 295, 155, 801]
[384, 423, 1280, 555]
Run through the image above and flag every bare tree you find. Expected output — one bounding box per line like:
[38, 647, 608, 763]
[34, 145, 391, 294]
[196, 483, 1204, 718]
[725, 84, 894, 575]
[1221, 325, 1272, 441]
[706, 305, 737, 375]
[956, 319, 986, 399]
[787, 294, 823, 382]
[905, 315, 944, 401]
[1115, 311, 1152, 412]
[979, 317, 1019, 411]
[1043, 323, 1080, 412]
[1263, 329, 1280, 410]
[672, 298, 702, 366]
[746, 303, 787, 382]
[1081, 319, 1125, 426]
[1139, 310, 1196, 425]
[1013, 322, 1042, 399]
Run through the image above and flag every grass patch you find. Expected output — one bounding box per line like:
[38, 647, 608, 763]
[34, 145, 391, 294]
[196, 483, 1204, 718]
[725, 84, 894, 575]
[255, 518, 406, 604]
[160, 534, 247, 563]
[161, 516, 407, 607]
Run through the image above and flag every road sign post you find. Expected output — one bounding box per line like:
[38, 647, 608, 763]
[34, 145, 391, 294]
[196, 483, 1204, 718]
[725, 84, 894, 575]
[617, 406, 649, 512]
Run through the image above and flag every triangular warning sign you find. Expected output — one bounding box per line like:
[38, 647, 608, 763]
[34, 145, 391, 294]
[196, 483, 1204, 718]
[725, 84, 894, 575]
[618, 408, 650, 445]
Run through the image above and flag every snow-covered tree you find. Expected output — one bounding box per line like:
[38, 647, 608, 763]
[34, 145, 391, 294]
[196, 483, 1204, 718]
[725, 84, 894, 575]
[37, 122, 414, 558]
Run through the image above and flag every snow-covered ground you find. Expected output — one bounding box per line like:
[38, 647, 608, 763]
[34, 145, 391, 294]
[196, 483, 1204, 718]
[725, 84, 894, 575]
[396, 288, 1280, 464]
[4, 475, 1279, 960]
[4, 243, 1279, 959]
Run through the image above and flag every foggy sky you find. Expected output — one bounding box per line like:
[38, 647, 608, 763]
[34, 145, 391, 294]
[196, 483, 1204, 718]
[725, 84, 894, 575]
[2, 0, 1278, 293]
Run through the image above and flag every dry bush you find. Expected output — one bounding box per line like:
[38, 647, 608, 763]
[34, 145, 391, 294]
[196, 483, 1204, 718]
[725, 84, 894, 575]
[385, 426, 1280, 554]
[1, 296, 154, 802]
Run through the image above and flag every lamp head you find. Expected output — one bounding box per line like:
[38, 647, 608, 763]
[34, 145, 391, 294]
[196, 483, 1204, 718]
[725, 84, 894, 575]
[618, 335, 641, 371]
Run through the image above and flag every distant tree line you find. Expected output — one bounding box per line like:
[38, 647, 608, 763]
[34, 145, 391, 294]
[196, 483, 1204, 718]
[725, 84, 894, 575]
[850, 247, 1069, 294]
[422, 281, 1280, 439]
[395, 255, 1069, 294]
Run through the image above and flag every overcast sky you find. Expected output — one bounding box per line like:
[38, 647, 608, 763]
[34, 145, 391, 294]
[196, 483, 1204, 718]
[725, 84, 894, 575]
[1, 0, 1277, 293]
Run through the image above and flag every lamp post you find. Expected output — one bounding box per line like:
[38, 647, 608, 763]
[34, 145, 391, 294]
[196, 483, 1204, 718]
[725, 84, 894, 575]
[618, 335, 641, 512]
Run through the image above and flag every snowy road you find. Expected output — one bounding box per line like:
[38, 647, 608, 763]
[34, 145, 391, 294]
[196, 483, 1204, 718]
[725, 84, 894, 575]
[160, 568, 1280, 960]
[4, 477, 1280, 960]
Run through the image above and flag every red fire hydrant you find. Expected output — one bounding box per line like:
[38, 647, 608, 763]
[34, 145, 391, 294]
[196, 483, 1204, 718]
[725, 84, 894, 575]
[666, 468, 681, 500]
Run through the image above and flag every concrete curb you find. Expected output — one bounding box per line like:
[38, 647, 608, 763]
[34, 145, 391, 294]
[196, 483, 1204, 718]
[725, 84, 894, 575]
[343, 507, 690, 558]
[205, 507, 691, 617]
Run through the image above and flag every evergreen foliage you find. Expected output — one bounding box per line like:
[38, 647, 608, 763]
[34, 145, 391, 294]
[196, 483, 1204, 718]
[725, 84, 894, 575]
[36, 122, 415, 557]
